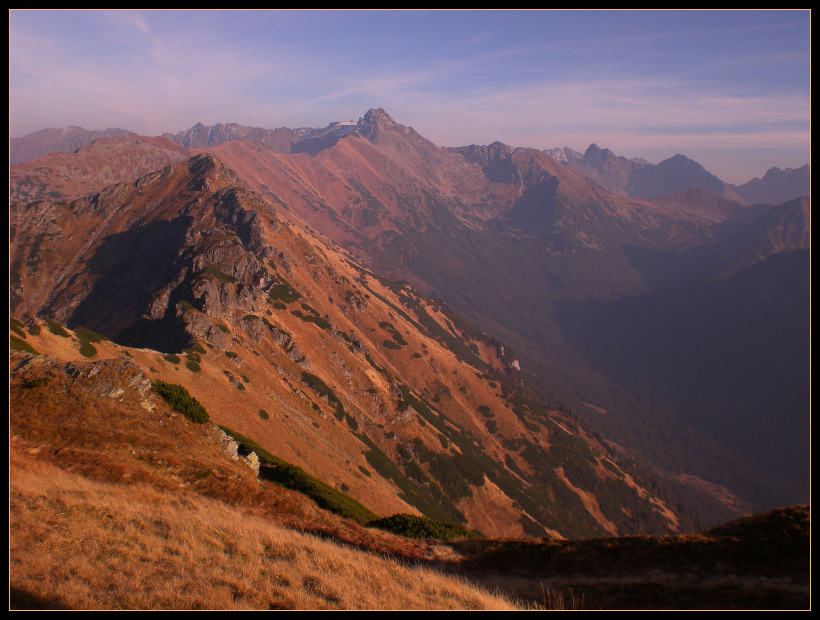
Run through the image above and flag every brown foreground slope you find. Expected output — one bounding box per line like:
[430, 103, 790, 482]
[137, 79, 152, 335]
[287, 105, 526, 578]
[9, 346, 517, 611]
[9, 337, 809, 610]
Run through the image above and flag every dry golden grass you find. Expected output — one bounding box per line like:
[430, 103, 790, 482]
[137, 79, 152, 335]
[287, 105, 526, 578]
[10, 330, 807, 610]
[9, 443, 517, 611]
[9, 351, 521, 610]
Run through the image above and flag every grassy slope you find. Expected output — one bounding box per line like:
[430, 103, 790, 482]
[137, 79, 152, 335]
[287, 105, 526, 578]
[9, 342, 518, 611]
[10, 322, 809, 610]
[9, 441, 514, 610]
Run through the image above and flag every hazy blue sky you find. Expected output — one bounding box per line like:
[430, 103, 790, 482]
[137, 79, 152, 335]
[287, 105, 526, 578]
[9, 10, 810, 183]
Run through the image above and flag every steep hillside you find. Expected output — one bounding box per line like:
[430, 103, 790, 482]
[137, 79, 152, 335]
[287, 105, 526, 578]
[10, 108, 809, 524]
[552, 192, 809, 503]
[452, 505, 810, 610]
[200, 109, 808, 515]
[10, 153, 684, 540]
[9, 347, 518, 610]
[9, 333, 809, 610]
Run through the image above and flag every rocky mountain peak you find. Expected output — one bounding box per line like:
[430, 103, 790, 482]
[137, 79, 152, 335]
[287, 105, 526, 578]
[355, 107, 406, 141]
[185, 152, 239, 186]
[625, 152, 725, 199]
[290, 120, 358, 155]
[729, 164, 810, 205]
[543, 146, 583, 164]
[582, 143, 616, 167]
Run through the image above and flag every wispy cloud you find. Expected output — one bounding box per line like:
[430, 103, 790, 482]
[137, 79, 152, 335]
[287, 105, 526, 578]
[9, 10, 810, 182]
[381, 78, 809, 142]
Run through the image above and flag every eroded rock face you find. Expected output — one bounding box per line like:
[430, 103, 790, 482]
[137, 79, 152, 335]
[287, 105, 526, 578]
[183, 310, 232, 350]
[211, 425, 262, 475]
[216, 427, 240, 460]
[238, 316, 267, 343]
[11, 152, 296, 357]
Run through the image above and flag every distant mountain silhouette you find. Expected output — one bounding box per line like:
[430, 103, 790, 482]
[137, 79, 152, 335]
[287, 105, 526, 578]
[10, 126, 133, 165]
[730, 164, 810, 205]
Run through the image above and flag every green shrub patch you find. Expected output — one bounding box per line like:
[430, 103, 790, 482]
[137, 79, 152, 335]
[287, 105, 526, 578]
[220, 426, 378, 524]
[46, 320, 70, 338]
[367, 513, 480, 541]
[10, 335, 39, 355]
[73, 326, 108, 343]
[150, 380, 210, 424]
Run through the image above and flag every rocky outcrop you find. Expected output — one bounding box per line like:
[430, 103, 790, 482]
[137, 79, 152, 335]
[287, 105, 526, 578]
[214, 427, 260, 475]
[10, 351, 156, 413]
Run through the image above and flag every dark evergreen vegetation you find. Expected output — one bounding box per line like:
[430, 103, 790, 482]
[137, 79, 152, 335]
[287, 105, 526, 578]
[150, 380, 210, 424]
[220, 426, 379, 525]
[367, 513, 480, 541]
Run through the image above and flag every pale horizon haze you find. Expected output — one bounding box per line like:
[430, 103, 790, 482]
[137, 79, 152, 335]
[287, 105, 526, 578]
[9, 9, 811, 185]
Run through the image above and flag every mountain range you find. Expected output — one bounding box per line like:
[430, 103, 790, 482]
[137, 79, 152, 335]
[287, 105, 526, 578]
[9, 126, 133, 166]
[10, 109, 810, 541]
[544, 142, 810, 205]
[14, 120, 809, 207]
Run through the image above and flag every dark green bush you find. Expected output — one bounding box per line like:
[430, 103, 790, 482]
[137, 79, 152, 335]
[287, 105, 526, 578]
[10, 317, 26, 338]
[21, 377, 48, 389]
[367, 513, 480, 541]
[291, 310, 331, 330]
[185, 342, 207, 355]
[73, 326, 108, 343]
[355, 432, 463, 523]
[78, 341, 97, 358]
[150, 380, 210, 424]
[268, 280, 301, 304]
[301, 371, 353, 427]
[10, 335, 39, 354]
[219, 426, 378, 524]
[200, 263, 236, 283]
[46, 320, 70, 338]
